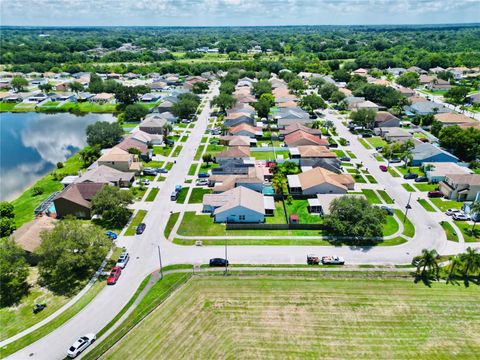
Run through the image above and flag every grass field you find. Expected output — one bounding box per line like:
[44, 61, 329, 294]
[176, 187, 189, 204]
[145, 188, 159, 202]
[418, 199, 436, 212]
[101, 276, 480, 360]
[164, 212, 180, 239]
[394, 209, 415, 238]
[361, 189, 381, 204]
[430, 198, 464, 212]
[188, 188, 212, 203]
[388, 167, 401, 177]
[402, 183, 416, 192]
[440, 221, 459, 242]
[124, 210, 147, 236]
[377, 190, 394, 204]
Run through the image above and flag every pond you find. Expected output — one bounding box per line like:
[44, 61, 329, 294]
[0, 112, 116, 201]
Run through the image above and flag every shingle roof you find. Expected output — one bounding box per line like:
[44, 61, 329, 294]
[291, 167, 354, 191]
[203, 186, 265, 215]
[280, 123, 322, 136]
[216, 146, 251, 159]
[78, 165, 134, 184]
[412, 143, 458, 161]
[229, 123, 262, 135]
[297, 145, 336, 158]
[284, 130, 329, 146]
[446, 174, 480, 186]
[54, 183, 104, 207]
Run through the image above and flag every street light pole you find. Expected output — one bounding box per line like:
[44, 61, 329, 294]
[403, 192, 412, 224]
[224, 237, 228, 275]
[156, 244, 163, 279]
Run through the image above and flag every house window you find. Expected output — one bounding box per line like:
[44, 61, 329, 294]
[239, 215, 246, 221]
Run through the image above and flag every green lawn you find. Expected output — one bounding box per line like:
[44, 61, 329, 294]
[164, 212, 180, 239]
[366, 136, 387, 149]
[199, 162, 219, 171]
[252, 151, 289, 160]
[194, 145, 205, 160]
[346, 150, 357, 159]
[206, 144, 225, 153]
[0, 280, 106, 358]
[440, 221, 459, 242]
[145, 188, 159, 202]
[332, 149, 347, 158]
[164, 162, 174, 171]
[373, 153, 384, 161]
[11, 153, 84, 227]
[358, 138, 372, 149]
[188, 163, 198, 176]
[60, 102, 118, 113]
[402, 183, 416, 192]
[144, 160, 164, 168]
[129, 186, 147, 201]
[152, 146, 172, 157]
[188, 188, 212, 204]
[284, 199, 322, 224]
[352, 174, 366, 183]
[454, 221, 480, 243]
[172, 145, 183, 157]
[176, 187, 189, 204]
[0, 102, 18, 112]
[179, 136, 188, 142]
[430, 198, 464, 212]
[124, 210, 147, 236]
[397, 166, 424, 176]
[418, 199, 436, 212]
[394, 209, 415, 238]
[377, 190, 394, 204]
[382, 215, 400, 237]
[387, 167, 401, 177]
[361, 189, 381, 204]
[99, 276, 480, 360]
[365, 175, 377, 184]
[414, 183, 439, 192]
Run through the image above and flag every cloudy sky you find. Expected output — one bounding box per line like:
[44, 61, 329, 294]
[1, 0, 478, 26]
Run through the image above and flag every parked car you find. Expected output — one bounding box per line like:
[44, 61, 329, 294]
[362, 133, 372, 138]
[328, 143, 338, 148]
[376, 146, 383, 152]
[175, 185, 182, 192]
[321, 256, 345, 265]
[414, 176, 428, 183]
[198, 172, 210, 178]
[196, 179, 209, 186]
[380, 205, 394, 215]
[379, 165, 388, 172]
[339, 156, 351, 162]
[33, 302, 47, 314]
[307, 254, 320, 265]
[116, 252, 130, 269]
[345, 140, 350, 146]
[419, 138, 429, 143]
[389, 158, 401, 163]
[164, 139, 175, 146]
[105, 231, 118, 240]
[209, 258, 229, 267]
[445, 209, 462, 216]
[107, 266, 122, 285]
[136, 223, 146, 235]
[143, 168, 157, 176]
[428, 191, 444, 198]
[403, 173, 419, 180]
[157, 168, 168, 174]
[67, 334, 96, 358]
[139, 179, 150, 185]
[170, 191, 179, 201]
[453, 213, 470, 221]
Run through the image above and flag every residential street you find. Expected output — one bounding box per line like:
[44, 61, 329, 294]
[7, 84, 479, 360]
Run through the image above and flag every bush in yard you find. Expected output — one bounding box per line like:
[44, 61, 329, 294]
[124, 104, 149, 122]
[36, 219, 112, 295]
[0, 201, 14, 219]
[0, 238, 30, 306]
[0, 217, 16, 238]
[32, 186, 44, 196]
[91, 186, 134, 228]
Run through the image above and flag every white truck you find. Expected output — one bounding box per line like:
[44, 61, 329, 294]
[321, 256, 345, 265]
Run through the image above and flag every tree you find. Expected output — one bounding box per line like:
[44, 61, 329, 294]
[38, 82, 53, 93]
[458, 247, 480, 278]
[90, 186, 134, 228]
[299, 94, 326, 112]
[324, 196, 386, 243]
[259, 93, 275, 106]
[445, 86, 469, 104]
[252, 79, 272, 98]
[192, 82, 209, 94]
[163, 123, 173, 139]
[11, 76, 28, 92]
[219, 81, 235, 95]
[0, 218, 16, 238]
[438, 126, 480, 162]
[350, 109, 376, 129]
[0, 238, 30, 306]
[86, 121, 123, 149]
[253, 98, 271, 119]
[0, 201, 14, 218]
[287, 78, 307, 93]
[124, 104, 149, 122]
[115, 85, 139, 105]
[68, 81, 84, 93]
[212, 93, 236, 113]
[469, 201, 480, 233]
[396, 72, 419, 88]
[330, 90, 346, 103]
[202, 153, 213, 165]
[37, 219, 112, 294]
[127, 147, 141, 155]
[78, 145, 101, 167]
[318, 83, 338, 101]
[172, 99, 199, 120]
[412, 249, 439, 278]
[309, 77, 325, 88]
[332, 69, 351, 82]
[446, 255, 462, 283]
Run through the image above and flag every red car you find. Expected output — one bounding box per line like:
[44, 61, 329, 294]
[107, 266, 122, 285]
[428, 191, 444, 198]
[379, 165, 388, 172]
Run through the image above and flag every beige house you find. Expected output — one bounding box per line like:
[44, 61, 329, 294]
[287, 167, 354, 195]
[439, 174, 480, 201]
[434, 113, 477, 127]
[97, 147, 143, 173]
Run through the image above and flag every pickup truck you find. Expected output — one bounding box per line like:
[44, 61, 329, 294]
[321, 256, 345, 265]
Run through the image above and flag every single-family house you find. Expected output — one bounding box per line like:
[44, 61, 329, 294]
[419, 75, 436, 86]
[209, 167, 265, 193]
[374, 112, 401, 128]
[140, 93, 161, 102]
[202, 186, 273, 223]
[219, 135, 255, 147]
[78, 165, 135, 187]
[375, 127, 412, 143]
[404, 101, 451, 116]
[275, 106, 311, 128]
[227, 103, 256, 116]
[423, 162, 472, 183]
[434, 113, 477, 126]
[139, 115, 167, 134]
[352, 100, 381, 111]
[466, 93, 480, 104]
[153, 100, 175, 113]
[224, 113, 255, 127]
[284, 131, 329, 147]
[279, 123, 322, 138]
[287, 167, 354, 195]
[429, 66, 445, 74]
[228, 123, 263, 138]
[148, 81, 168, 91]
[427, 78, 452, 91]
[386, 68, 407, 76]
[410, 143, 459, 166]
[291, 145, 337, 159]
[352, 68, 368, 77]
[90, 92, 115, 103]
[115, 137, 150, 159]
[97, 147, 143, 173]
[439, 174, 480, 201]
[53, 182, 104, 219]
[130, 130, 163, 145]
[215, 146, 251, 161]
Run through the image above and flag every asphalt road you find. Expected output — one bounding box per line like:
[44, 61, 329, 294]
[8, 87, 478, 360]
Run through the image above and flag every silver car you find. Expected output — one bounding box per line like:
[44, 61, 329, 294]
[116, 252, 130, 269]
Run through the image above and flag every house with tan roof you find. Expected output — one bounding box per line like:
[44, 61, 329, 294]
[280, 123, 322, 138]
[53, 182, 104, 219]
[90, 92, 115, 103]
[209, 166, 265, 193]
[219, 135, 255, 147]
[439, 174, 480, 201]
[427, 78, 452, 91]
[77, 165, 134, 187]
[228, 123, 263, 138]
[139, 115, 168, 134]
[419, 75, 435, 86]
[423, 162, 472, 183]
[352, 68, 368, 77]
[115, 137, 150, 158]
[284, 130, 329, 147]
[374, 111, 401, 128]
[434, 113, 477, 126]
[97, 147, 143, 173]
[13, 216, 57, 254]
[290, 145, 337, 159]
[202, 186, 274, 223]
[287, 167, 355, 195]
[130, 130, 163, 145]
[227, 103, 256, 116]
[215, 146, 251, 161]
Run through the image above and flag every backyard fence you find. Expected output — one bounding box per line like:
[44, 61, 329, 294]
[226, 223, 325, 230]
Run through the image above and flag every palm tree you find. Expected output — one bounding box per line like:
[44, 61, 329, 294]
[459, 247, 480, 278]
[162, 123, 173, 140]
[413, 249, 439, 278]
[469, 201, 480, 233]
[311, 120, 323, 129]
[272, 173, 288, 221]
[446, 256, 462, 283]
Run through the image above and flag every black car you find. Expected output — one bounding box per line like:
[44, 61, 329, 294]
[157, 168, 168, 174]
[143, 168, 157, 176]
[339, 156, 351, 162]
[376, 146, 383, 152]
[164, 139, 175, 146]
[328, 143, 338, 148]
[362, 133, 372, 138]
[380, 205, 394, 215]
[136, 223, 146, 235]
[414, 176, 428, 182]
[209, 258, 229, 267]
[403, 173, 419, 180]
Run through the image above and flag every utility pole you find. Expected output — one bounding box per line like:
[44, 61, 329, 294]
[403, 192, 412, 223]
[224, 237, 228, 275]
[156, 244, 163, 279]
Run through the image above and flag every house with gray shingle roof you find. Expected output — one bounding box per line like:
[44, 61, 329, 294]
[410, 143, 459, 166]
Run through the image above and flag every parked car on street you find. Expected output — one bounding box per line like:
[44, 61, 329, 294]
[453, 213, 470, 221]
[445, 209, 462, 216]
[209, 258, 229, 267]
[116, 252, 130, 269]
[321, 256, 345, 265]
[403, 173, 418, 180]
[198, 172, 210, 178]
[136, 222, 146, 234]
[307, 254, 320, 265]
[339, 156, 350, 162]
[143, 168, 157, 176]
[428, 191, 444, 198]
[107, 266, 122, 285]
[196, 179, 209, 186]
[379, 165, 388, 172]
[67, 334, 96, 358]
[328, 143, 338, 148]
[380, 205, 394, 215]
[157, 168, 168, 174]
[105, 231, 118, 240]
[414, 176, 428, 182]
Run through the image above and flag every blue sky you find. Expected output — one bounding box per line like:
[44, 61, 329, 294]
[1, 0, 478, 26]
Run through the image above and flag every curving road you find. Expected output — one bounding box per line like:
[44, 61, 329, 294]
[7, 83, 477, 360]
